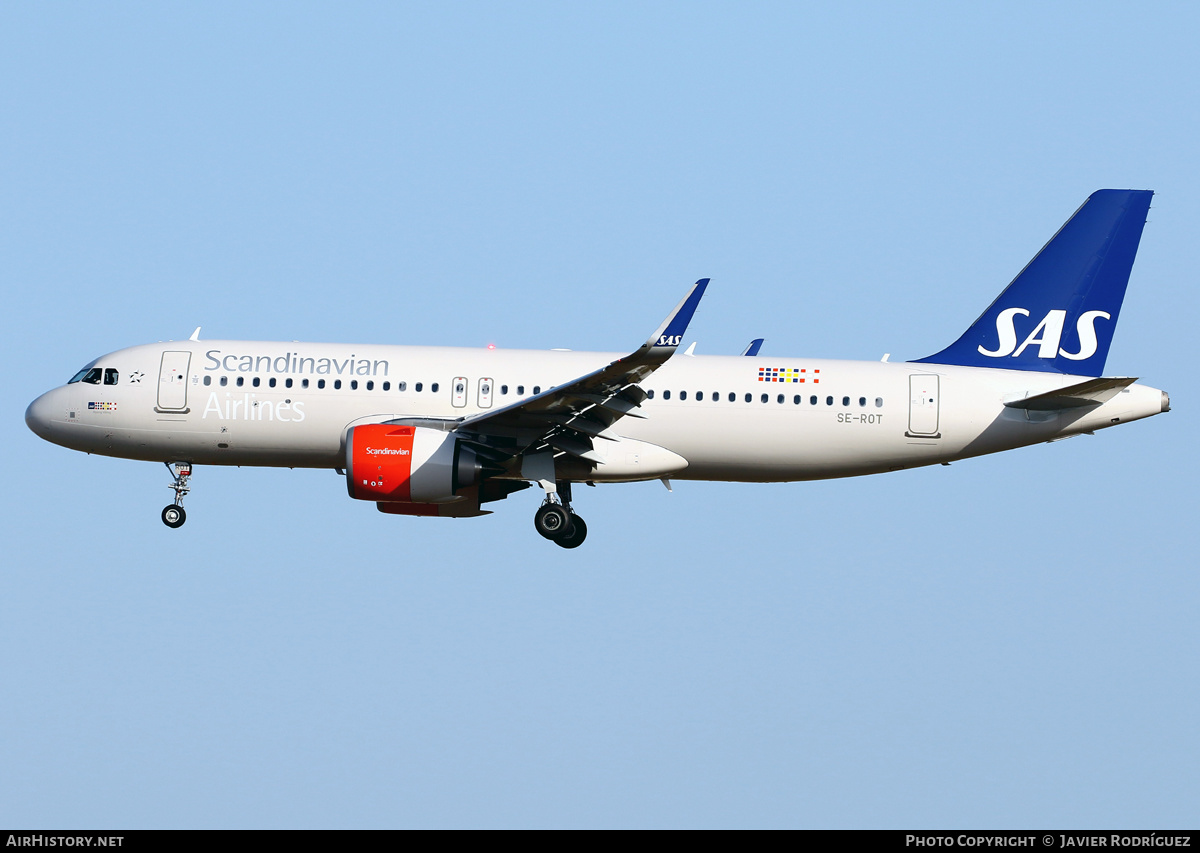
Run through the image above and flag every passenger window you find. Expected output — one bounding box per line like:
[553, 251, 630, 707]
[303, 379, 310, 389]
[647, 390, 655, 399]
[663, 390, 671, 400]
[252, 377, 261, 388]
[103, 368, 119, 386]
[350, 380, 358, 390]
[398, 381, 407, 392]
[728, 392, 735, 402]
[533, 386, 540, 394]
[334, 380, 342, 390]
[712, 392, 719, 402]
[761, 394, 768, 403]
[876, 397, 883, 407]
[810, 395, 817, 405]
[859, 396, 866, 407]
[744, 393, 751, 403]
[793, 395, 801, 404]
[680, 391, 688, 401]
[415, 382, 423, 392]
[501, 385, 508, 395]
[237, 377, 245, 387]
[842, 396, 850, 406]
[286, 378, 293, 389]
[269, 377, 277, 388]
[432, 383, 439, 393]
[696, 391, 703, 401]
[203, 376, 212, 386]
[826, 396, 833, 405]
[382, 381, 389, 391]
[517, 385, 524, 395]
[318, 379, 326, 389]
[777, 394, 784, 404]
[366, 381, 374, 391]
[220, 376, 228, 387]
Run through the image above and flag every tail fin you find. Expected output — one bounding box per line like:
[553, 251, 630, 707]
[912, 189, 1153, 376]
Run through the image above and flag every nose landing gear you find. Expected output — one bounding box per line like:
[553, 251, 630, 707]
[533, 480, 587, 548]
[162, 461, 192, 529]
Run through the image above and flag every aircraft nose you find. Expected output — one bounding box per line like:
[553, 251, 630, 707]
[25, 390, 57, 440]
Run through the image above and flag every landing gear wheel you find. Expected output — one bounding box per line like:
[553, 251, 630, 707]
[555, 514, 587, 549]
[162, 505, 186, 529]
[163, 462, 192, 529]
[534, 503, 571, 540]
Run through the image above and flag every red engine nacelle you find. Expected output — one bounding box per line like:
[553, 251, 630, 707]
[345, 424, 484, 506]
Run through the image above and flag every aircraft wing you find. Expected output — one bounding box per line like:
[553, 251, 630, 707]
[451, 279, 709, 463]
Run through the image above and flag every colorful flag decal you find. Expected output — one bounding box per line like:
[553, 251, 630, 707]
[757, 367, 819, 383]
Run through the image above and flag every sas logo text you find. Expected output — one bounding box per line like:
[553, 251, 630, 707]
[978, 308, 1111, 361]
[656, 335, 683, 347]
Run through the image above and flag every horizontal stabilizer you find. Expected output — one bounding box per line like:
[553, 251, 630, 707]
[1003, 376, 1137, 411]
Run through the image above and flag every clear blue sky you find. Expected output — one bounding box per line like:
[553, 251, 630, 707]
[2, 1, 1196, 828]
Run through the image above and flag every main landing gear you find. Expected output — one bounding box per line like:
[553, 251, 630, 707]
[533, 480, 587, 549]
[161, 461, 192, 529]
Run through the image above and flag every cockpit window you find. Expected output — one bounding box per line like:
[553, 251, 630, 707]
[77, 368, 102, 385]
[68, 368, 90, 384]
[103, 368, 119, 386]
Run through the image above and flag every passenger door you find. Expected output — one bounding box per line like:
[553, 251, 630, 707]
[907, 374, 940, 437]
[157, 351, 191, 412]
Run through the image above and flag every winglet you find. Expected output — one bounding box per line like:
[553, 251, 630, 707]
[189, 327, 202, 341]
[640, 278, 709, 358]
[741, 338, 764, 357]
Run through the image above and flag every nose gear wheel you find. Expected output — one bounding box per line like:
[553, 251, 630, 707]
[162, 462, 192, 529]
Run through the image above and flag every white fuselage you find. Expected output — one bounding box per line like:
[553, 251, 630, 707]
[25, 340, 1168, 482]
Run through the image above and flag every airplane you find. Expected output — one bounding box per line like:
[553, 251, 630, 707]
[25, 189, 1169, 548]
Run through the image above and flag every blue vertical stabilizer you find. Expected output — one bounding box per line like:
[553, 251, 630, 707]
[912, 189, 1152, 376]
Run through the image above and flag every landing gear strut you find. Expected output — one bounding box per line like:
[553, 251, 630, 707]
[533, 479, 587, 548]
[162, 461, 191, 529]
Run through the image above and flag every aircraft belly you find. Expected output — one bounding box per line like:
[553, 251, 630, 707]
[618, 403, 924, 482]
